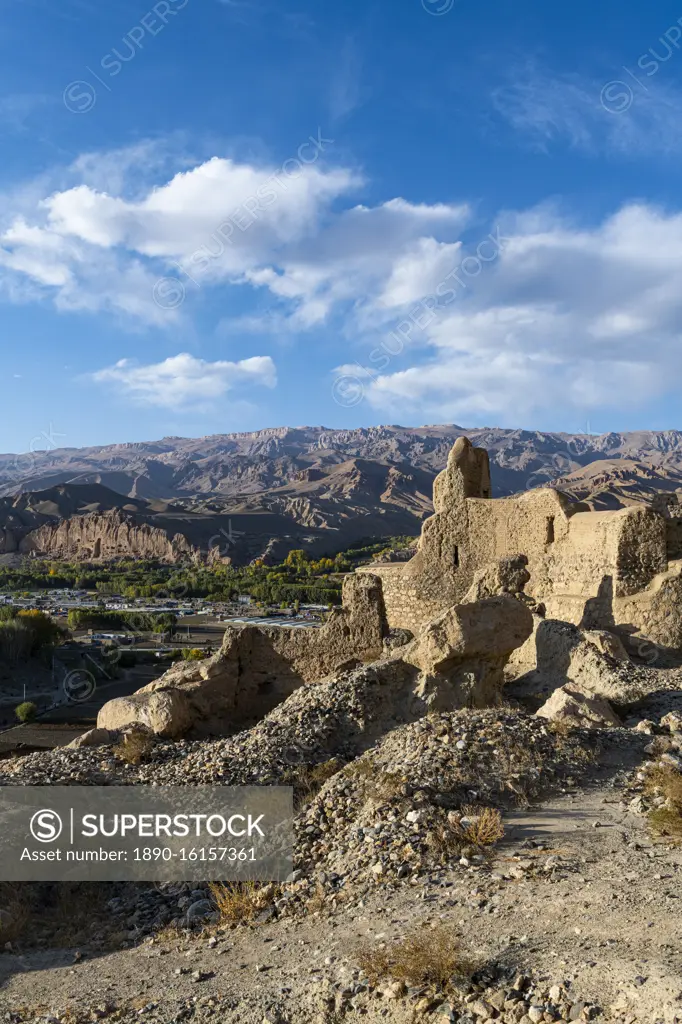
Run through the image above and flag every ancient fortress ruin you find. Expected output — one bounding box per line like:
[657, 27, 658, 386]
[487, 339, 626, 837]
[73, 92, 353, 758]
[94, 436, 682, 740]
[359, 436, 682, 649]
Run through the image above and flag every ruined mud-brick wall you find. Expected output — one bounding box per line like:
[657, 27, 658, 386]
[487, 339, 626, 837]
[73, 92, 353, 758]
[359, 438, 577, 632]
[364, 487, 575, 632]
[554, 507, 666, 597]
[543, 506, 669, 631]
[358, 437, 492, 632]
[359, 435, 677, 641]
[140, 572, 388, 728]
[361, 564, 446, 634]
[666, 516, 682, 560]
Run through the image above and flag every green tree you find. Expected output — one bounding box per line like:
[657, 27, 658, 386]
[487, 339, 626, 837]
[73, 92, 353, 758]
[15, 701, 37, 723]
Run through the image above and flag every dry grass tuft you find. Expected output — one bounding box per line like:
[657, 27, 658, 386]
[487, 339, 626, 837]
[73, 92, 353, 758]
[645, 764, 682, 842]
[208, 881, 271, 925]
[648, 807, 682, 842]
[281, 758, 344, 810]
[304, 883, 328, 916]
[356, 926, 473, 991]
[645, 764, 682, 806]
[454, 805, 505, 847]
[113, 729, 154, 765]
[154, 922, 186, 944]
[547, 717, 575, 738]
[426, 821, 463, 864]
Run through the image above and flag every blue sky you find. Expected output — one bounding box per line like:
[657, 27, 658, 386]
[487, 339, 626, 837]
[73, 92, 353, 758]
[2, 0, 682, 452]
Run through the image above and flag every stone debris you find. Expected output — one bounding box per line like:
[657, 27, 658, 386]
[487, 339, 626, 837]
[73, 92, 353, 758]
[535, 685, 622, 729]
[3, 436, 682, 1023]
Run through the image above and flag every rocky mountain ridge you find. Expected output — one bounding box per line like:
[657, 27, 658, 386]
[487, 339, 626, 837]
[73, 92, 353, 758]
[5, 424, 682, 502]
[2, 426, 682, 562]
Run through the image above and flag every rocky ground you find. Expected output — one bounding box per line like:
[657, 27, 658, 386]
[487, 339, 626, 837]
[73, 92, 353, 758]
[0, 661, 681, 1023]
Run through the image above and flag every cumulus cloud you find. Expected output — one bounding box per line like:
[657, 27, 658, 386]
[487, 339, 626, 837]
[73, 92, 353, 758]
[91, 353, 276, 408]
[335, 202, 682, 422]
[0, 143, 468, 326]
[6, 138, 682, 424]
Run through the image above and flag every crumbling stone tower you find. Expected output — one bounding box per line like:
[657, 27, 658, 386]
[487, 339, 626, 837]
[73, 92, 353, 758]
[359, 435, 682, 646]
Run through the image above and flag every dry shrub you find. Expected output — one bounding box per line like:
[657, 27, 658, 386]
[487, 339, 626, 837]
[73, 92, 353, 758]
[426, 822, 462, 864]
[454, 805, 505, 848]
[208, 881, 270, 924]
[645, 764, 682, 842]
[282, 758, 344, 809]
[356, 926, 473, 991]
[113, 729, 154, 764]
[305, 883, 327, 916]
[645, 764, 682, 807]
[648, 807, 682, 842]
[0, 885, 30, 944]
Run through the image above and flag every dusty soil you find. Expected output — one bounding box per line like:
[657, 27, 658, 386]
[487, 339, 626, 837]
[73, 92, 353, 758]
[1, 750, 680, 1024]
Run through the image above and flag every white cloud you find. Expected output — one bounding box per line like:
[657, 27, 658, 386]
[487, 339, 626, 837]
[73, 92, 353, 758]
[7, 138, 682, 425]
[336, 201, 682, 422]
[0, 145, 468, 326]
[91, 352, 276, 408]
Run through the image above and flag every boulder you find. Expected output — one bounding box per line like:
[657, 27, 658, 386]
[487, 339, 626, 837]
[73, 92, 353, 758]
[66, 727, 113, 749]
[97, 689, 193, 739]
[661, 711, 682, 733]
[507, 618, 651, 706]
[402, 595, 534, 708]
[405, 595, 534, 675]
[582, 629, 628, 662]
[536, 686, 622, 729]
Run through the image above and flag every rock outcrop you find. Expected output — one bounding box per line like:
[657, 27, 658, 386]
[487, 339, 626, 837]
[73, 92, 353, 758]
[536, 686, 622, 729]
[404, 595, 533, 707]
[462, 554, 531, 603]
[507, 618, 654, 707]
[98, 689, 194, 739]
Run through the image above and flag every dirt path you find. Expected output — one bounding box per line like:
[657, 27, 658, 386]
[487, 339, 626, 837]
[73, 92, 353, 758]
[2, 759, 680, 1023]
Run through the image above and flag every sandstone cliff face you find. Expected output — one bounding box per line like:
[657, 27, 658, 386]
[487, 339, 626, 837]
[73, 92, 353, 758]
[19, 511, 202, 563]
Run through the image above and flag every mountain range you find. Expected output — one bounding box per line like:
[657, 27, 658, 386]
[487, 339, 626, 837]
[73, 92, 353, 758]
[2, 425, 682, 564]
